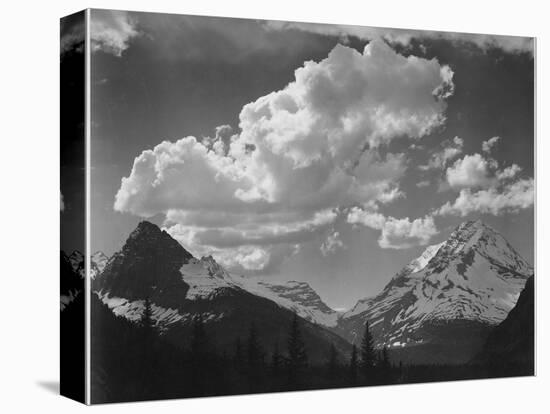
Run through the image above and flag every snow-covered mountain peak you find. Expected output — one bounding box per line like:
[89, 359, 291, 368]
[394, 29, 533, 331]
[426, 220, 532, 276]
[338, 220, 533, 355]
[230, 276, 339, 327]
[405, 242, 445, 274]
[199, 255, 230, 279]
[179, 257, 236, 300]
[68, 250, 85, 277]
[92, 251, 108, 264]
[91, 251, 109, 279]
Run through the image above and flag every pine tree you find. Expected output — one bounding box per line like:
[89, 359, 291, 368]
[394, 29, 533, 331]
[360, 321, 376, 376]
[349, 344, 358, 384]
[381, 346, 390, 370]
[327, 343, 338, 379]
[234, 338, 243, 364]
[247, 322, 263, 369]
[286, 313, 308, 387]
[189, 314, 209, 395]
[191, 314, 208, 359]
[271, 342, 282, 375]
[141, 297, 155, 332]
[377, 345, 391, 383]
[233, 337, 245, 375]
[139, 297, 156, 397]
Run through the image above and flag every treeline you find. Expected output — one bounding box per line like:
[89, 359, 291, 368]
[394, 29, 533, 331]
[91, 297, 398, 403]
[89, 295, 531, 404]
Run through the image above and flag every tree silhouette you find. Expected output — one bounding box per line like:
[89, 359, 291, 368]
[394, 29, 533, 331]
[327, 343, 339, 380]
[360, 321, 376, 377]
[141, 297, 155, 333]
[234, 338, 243, 366]
[379, 345, 391, 382]
[246, 322, 264, 390]
[271, 341, 282, 375]
[189, 314, 210, 395]
[138, 297, 157, 397]
[381, 346, 390, 369]
[247, 322, 263, 369]
[349, 344, 358, 384]
[286, 313, 308, 387]
[191, 314, 208, 359]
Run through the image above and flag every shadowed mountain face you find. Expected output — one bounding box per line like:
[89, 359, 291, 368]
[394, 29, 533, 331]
[474, 275, 534, 374]
[60, 251, 83, 311]
[335, 220, 533, 364]
[94, 221, 193, 305]
[93, 221, 351, 363]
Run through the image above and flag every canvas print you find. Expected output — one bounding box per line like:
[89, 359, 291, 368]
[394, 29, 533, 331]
[60, 9, 535, 404]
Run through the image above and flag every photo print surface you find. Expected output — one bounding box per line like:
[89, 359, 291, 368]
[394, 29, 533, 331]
[62, 9, 535, 404]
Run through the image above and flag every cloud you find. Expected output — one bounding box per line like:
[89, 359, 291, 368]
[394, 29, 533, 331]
[436, 147, 532, 217]
[347, 208, 438, 249]
[264, 21, 534, 55]
[416, 180, 431, 188]
[496, 164, 522, 181]
[436, 178, 534, 216]
[115, 40, 453, 270]
[90, 10, 139, 57]
[445, 148, 525, 191]
[446, 153, 493, 189]
[60, 14, 85, 56]
[419, 136, 464, 170]
[321, 231, 346, 256]
[203, 125, 235, 156]
[482, 136, 501, 153]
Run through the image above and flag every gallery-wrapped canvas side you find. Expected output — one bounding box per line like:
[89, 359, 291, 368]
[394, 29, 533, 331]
[60, 10, 87, 404]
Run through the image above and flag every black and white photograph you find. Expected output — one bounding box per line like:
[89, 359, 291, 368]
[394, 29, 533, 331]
[57, 8, 537, 404]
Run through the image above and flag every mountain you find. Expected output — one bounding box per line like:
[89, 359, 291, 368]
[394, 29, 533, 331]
[61, 250, 111, 310]
[336, 220, 533, 364]
[94, 221, 193, 302]
[231, 276, 339, 327]
[60, 250, 83, 310]
[473, 275, 534, 375]
[91, 251, 108, 279]
[94, 221, 351, 362]
[68, 250, 85, 277]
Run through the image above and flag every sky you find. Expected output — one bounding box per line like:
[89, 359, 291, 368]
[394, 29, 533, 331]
[64, 9, 534, 310]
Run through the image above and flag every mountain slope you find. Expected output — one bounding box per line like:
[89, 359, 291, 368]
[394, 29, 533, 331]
[473, 275, 534, 374]
[60, 250, 84, 311]
[337, 220, 533, 364]
[91, 251, 108, 279]
[230, 276, 339, 327]
[94, 221, 351, 362]
[94, 221, 193, 304]
[61, 249, 112, 310]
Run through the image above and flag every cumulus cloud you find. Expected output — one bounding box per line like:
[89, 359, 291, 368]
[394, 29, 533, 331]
[436, 178, 534, 216]
[203, 125, 235, 156]
[90, 10, 139, 57]
[115, 40, 453, 271]
[436, 146, 532, 217]
[419, 136, 464, 170]
[264, 21, 534, 55]
[445, 148, 525, 191]
[496, 164, 522, 181]
[347, 207, 438, 249]
[446, 153, 493, 189]
[482, 136, 501, 153]
[321, 231, 346, 256]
